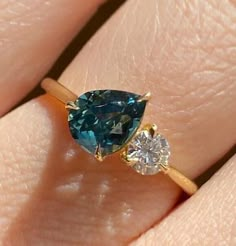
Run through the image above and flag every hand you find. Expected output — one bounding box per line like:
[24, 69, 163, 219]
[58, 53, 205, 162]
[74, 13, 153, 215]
[0, 0, 235, 245]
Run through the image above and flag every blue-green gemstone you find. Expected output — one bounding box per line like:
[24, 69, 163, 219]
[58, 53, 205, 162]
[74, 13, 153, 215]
[68, 90, 146, 158]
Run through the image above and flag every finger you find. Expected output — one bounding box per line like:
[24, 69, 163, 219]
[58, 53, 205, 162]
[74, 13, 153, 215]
[0, 0, 104, 116]
[0, 96, 179, 244]
[0, 0, 236, 245]
[132, 153, 236, 245]
[60, 0, 236, 177]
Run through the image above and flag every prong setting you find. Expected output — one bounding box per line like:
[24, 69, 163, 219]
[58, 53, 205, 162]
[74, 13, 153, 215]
[121, 150, 138, 167]
[142, 123, 158, 137]
[137, 92, 151, 102]
[159, 162, 170, 173]
[94, 145, 104, 162]
[65, 101, 80, 110]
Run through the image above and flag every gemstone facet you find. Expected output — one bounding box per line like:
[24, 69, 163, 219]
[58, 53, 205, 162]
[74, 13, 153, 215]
[126, 130, 170, 175]
[68, 90, 147, 158]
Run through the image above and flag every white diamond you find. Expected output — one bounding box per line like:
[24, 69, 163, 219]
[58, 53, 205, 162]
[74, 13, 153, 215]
[127, 130, 170, 175]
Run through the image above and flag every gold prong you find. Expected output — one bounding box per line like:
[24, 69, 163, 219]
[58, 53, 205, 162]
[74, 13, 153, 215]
[120, 151, 138, 167]
[94, 145, 104, 162]
[138, 92, 151, 102]
[142, 123, 158, 137]
[159, 163, 170, 173]
[65, 101, 79, 110]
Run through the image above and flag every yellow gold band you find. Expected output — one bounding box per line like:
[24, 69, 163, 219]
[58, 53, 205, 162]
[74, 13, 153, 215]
[41, 78, 198, 196]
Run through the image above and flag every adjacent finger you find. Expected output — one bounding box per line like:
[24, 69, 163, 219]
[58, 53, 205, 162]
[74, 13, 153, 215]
[132, 154, 236, 245]
[0, 0, 104, 116]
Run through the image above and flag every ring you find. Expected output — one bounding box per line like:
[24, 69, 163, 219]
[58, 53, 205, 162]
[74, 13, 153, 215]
[41, 78, 198, 195]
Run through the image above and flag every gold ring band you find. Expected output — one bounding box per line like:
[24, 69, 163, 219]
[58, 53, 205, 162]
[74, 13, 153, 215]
[41, 78, 198, 196]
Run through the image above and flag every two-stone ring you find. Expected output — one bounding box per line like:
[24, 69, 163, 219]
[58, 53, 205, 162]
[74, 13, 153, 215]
[41, 78, 198, 195]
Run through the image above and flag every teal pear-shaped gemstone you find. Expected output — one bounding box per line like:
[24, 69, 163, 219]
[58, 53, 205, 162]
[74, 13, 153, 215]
[68, 90, 147, 159]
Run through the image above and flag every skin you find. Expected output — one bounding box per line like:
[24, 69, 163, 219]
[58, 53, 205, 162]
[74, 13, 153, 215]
[0, 0, 105, 116]
[0, 0, 235, 245]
